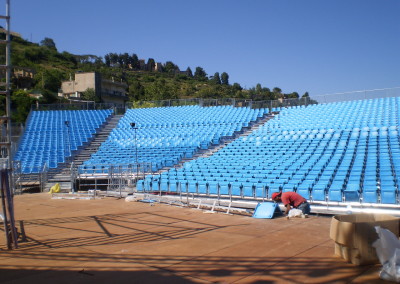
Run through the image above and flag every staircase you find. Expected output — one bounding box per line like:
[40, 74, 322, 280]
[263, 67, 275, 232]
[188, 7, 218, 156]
[43, 112, 277, 192]
[44, 115, 123, 192]
[171, 112, 277, 169]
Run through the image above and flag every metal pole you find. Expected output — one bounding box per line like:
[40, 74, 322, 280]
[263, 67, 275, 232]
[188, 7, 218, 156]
[1, 175, 10, 249]
[65, 121, 70, 160]
[130, 123, 139, 182]
[5, 0, 10, 166]
[135, 127, 139, 181]
[3, 1, 13, 195]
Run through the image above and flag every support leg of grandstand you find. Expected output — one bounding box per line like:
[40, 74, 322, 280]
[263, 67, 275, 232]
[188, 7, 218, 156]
[225, 202, 232, 215]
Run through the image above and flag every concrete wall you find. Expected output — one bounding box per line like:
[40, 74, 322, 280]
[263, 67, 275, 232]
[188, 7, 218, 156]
[61, 72, 96, 95]
[61, 72, 127, 104]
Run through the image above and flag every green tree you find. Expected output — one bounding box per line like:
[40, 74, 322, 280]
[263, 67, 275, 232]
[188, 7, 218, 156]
[0, 95, 4, 116]
[11, 90, 37, 123]
[39, 89, 59, 104]
[194, 67, 207, 81]
[81, 88, 100, 102]
[36, 69, 65, 93]
[109, 53, 119, 66]
[129, 81, 145, 101]
[129, 53, 139, 69]
[197, 86, 216, 98]
[221, 72, 229, 85]
[211, 72, 221, 85]
[144, 80, 178, 100]
[121, 53, 130, 68]
[60, 51, 78, 68]
[117, 54, 124, 67]
[164, 61, 179, 73]
[273, 87, 283, 99]
[232, 83, 243, 93]
[287, 92, 299, 99]
[232, 83, 245, 98]
[104, 54, 111, 67]
[40, 37, 57, 50]
[186, 67, 193, 77]
[23, 46, 47, 62]
[256, 83, 262, 94]
[147, 58, 155, 71]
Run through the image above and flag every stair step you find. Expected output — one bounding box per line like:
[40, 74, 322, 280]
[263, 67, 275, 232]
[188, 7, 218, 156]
[43, 113, 273, 191]
[43, 114, 123, 191]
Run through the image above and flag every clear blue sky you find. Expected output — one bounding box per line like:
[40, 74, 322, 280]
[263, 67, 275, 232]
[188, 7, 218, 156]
[10, 0, 400, 97]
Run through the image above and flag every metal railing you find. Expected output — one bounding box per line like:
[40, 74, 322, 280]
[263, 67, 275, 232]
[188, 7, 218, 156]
[75, 162, 153, 194]
[127, 87, 400, 110]
[0, 122, 25, 161]
[39, 163, 48, 192]
[31, 87, 400, 118]
[312, 87, 400, 104]
[126, 97, 313, 110]
[32, 102, 120, 111]
[11, 160, 48, 194]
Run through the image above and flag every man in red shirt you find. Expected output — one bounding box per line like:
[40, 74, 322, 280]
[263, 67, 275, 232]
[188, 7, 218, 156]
[271, 191, 310, 216]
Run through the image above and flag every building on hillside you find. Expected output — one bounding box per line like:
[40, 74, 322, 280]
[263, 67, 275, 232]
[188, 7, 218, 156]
[0, 28, 21, 39]
[138, 60, 146, 70]
[13, 67, 35, 89]
[60, 72, 127, 105]
[180, 70, 192, 77]
[0, 66, 35, 89]
[155, 62, 163, 72]
[14, 67, 35, 78]
[28, 90, 42, 100]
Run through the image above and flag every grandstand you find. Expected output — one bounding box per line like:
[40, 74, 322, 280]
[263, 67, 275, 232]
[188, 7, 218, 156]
[11, 92, 400, 215]
[80, 105, 267, 173]
[14, 109, 113, 174]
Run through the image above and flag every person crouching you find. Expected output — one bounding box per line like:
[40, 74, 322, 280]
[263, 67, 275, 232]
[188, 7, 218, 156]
[271, 191, 310, 216]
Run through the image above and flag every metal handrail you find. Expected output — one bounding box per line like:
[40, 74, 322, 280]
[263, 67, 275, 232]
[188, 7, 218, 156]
[32, 102, 120, 111]
[312, 87, 400, 104]
[126, 97, 312, 110]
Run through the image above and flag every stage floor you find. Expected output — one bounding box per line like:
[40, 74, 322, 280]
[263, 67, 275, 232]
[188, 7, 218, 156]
[0, 193, 386, 283]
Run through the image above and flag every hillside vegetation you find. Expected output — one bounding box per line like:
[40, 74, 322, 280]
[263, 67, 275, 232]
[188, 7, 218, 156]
[1, 36, 309, 122]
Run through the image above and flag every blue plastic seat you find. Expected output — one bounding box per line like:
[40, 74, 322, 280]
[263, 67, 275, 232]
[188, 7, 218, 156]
[362, 188, 378, 203]
[344, 183, 360, 202]
[254, 183, 266, 198]
[242, 182, 254, 197]
[230, 181, 242, 196]
[187, 180, 197, 193]
[197, 180, 208, 194]
[219, 182, 230, 195]
[169, 180, 178, 192]
[328, 189, 342, 202]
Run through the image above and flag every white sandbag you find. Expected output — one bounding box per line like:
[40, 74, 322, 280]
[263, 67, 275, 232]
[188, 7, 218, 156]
[288, 208, 303, 218]
[125, 195, 137, 202]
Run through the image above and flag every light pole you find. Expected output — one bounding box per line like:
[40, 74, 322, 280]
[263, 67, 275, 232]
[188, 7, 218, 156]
[65, 121, 71, 161]
[130, 122, 139, 182]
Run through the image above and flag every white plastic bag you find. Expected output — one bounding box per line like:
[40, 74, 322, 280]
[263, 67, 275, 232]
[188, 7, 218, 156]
[373, 226, 400, 282]
[288, 208, 303, 218]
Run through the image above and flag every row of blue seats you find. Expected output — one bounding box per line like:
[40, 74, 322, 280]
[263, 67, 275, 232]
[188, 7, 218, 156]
[137, 97, 400, 205]
[136, 177, 398, 204]
[83, 105, 264, 170]
[119, 105, 267, 128]
[15, 109, 113, 174]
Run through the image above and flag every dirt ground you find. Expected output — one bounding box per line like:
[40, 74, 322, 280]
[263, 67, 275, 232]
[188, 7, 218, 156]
[0, 193, 388, 283]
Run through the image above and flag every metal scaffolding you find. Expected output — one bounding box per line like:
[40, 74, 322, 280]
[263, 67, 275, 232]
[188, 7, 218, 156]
[0, 0, 18, 250]
[0, 0, 11, 169]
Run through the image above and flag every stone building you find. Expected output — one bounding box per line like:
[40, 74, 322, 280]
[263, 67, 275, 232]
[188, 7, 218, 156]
[61, 72, 127, 105]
